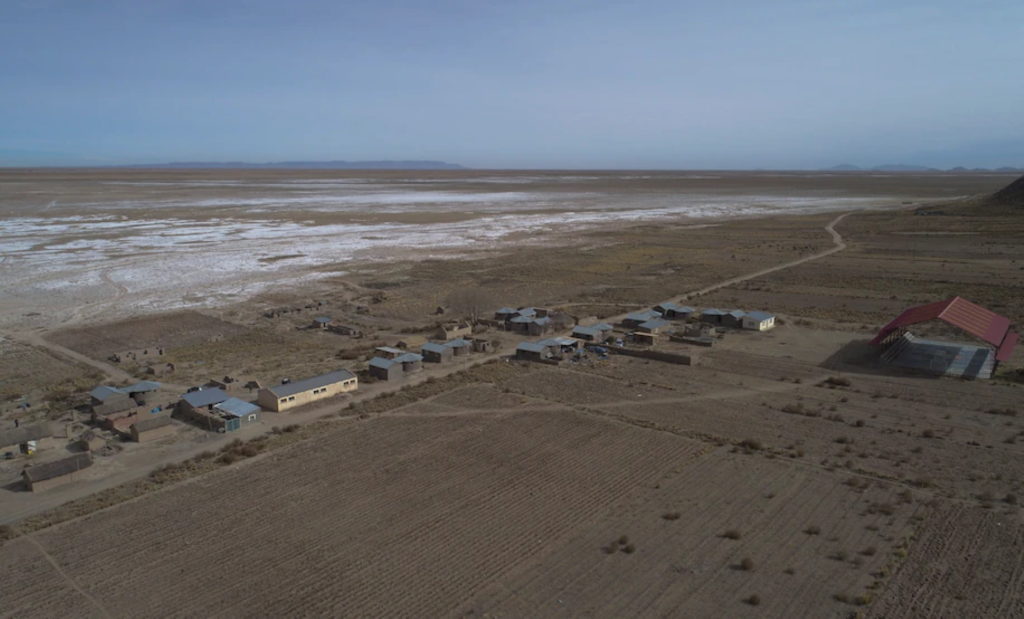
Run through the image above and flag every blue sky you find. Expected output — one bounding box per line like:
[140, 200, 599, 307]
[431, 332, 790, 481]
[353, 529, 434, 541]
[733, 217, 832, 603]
[2, 0, 1022, 168]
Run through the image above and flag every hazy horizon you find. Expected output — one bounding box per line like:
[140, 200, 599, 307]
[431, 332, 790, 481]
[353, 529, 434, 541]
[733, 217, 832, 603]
[3, 1, 1022, 169]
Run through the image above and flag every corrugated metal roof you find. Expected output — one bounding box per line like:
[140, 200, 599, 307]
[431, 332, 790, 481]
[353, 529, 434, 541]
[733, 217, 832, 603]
[997, 331, 1018, 362]
[369, 357, 397, 369]
[573, 325, 602, 336]
[376, 346, 405, 355]
[625, 309, 661, 322]
[122, 381, 161, 393]
[182, 388, 230, 408]
[745, 311, 774, 321]
[516, 341, 547, 353]
[871, 297, 1011, 347]
[541, 337, 578, 346]
[639, 319, 670, 330]
[267, 370, 357, 398]
[313, 316, 332, 323]
[701, 308, 724, 316]
[726, 310, 746, 318]
[518, 307, 538, 317]
[445, 338, 471, 348]
[421, 342, 449, 354]
[395, 353, 422, 363]
[90, 385, 124, 401]
[214, 398, 261, 417]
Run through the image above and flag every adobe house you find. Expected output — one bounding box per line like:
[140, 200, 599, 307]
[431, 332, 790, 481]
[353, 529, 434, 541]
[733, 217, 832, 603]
[622, 309, 662, 329]
[722, 310, 746, 329]
[257, 370, 358, 412]
[89, 385, 136, 417]
[630, 332, 658, 346]
[742, 311, 776, 331]
[636, 319, 670, 335]
[655, 303, 695, 320]
[22, 452, 93, 492]
[446, 338, 472, 356]
[699, 308, 725, 325]
[515, 341, 551, 362]
[0, 422, 53, 457]
[436, 322, 472, 341]
[572, 323, 614, 342]
[421, 342, 454, 363]
[369, 357, 404, 381]
[130, 415, 177, 443]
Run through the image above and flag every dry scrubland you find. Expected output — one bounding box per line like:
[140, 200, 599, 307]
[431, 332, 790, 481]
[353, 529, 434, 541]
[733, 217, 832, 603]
[2, 176, 1024, 617]
[2, 346, 1022, 617]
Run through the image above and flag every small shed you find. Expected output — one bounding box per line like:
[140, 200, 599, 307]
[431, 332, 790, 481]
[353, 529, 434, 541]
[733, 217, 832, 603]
[369, 357, 404, 381]
[312, 316, 333, 329]
[130, 415, 177, 443]
[446, 338, 472, 356]
[421, 342, 454, 363]
[214, 398, 261, 429]
[470, 338, 493, 353]
[742, 311, 776, 331]
[526, 316, 553, 336]
[22, 453, 93, 492]
[374, 346, 407, 360]
[397, 352, 423, 373]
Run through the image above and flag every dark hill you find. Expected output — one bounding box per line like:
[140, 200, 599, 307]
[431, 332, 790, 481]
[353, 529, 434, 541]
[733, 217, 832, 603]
[991, 174, 1024, 207]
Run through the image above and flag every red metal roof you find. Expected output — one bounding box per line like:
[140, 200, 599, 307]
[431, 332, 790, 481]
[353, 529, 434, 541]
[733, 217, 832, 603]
[871, 296, 1017, 361]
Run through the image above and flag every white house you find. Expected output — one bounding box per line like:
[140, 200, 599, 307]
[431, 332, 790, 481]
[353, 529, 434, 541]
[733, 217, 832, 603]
[742, 311, 776, 331]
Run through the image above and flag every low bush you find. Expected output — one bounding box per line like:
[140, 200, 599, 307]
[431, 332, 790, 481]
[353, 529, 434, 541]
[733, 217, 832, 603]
[743, 594, 761, 606]
[804, 525, 821, 535]
[721, 529, 742, 540]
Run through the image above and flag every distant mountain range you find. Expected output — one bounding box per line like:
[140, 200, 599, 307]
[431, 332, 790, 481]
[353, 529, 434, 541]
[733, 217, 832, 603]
[825, 163, 1024, 172]
[116, 160, 466, 170]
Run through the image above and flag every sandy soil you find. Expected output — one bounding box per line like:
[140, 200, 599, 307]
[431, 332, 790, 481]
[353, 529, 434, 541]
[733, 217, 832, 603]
[0, 170, 1022, 617]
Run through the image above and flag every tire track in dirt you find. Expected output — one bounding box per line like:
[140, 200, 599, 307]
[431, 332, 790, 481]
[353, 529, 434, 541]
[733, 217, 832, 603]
[17, 533, 113, 619]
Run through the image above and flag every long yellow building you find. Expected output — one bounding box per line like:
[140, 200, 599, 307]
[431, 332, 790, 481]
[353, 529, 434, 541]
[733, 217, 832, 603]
[257, 369, 358, 412]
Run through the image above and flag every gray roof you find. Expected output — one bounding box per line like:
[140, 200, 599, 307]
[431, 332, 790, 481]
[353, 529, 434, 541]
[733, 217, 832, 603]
[573, 325, 602, 337]
[131, 415, 174, 432]
[313, 316, 332, 323]
[181, 388, 230, 408]
[745, 311, 774, 321]
[214, 398, 261, 417]
[369, 357, 397, 369]
[509, 315, 533, 323]
[266, 370, 357, 398]
[0, 422, 53, 447]
[625, 309, 661, 322]
[541, 337, 578, 347]
[726, 310, 746, 318]
[90, 385, 125, 401]
[516, 341, 548, 353]
[639, 319, 670, 330]
[23, 453, 92, 482]
[496, 307, 517, 315]
[517, 307, 538, 317]
[701, 308, 725, 316]
[445, 338, 471, 348]
[395, 353, 423, 363]
[421, 342, 450, 354]
[376, 346, 405, 355]
[122, 380, 161, 394]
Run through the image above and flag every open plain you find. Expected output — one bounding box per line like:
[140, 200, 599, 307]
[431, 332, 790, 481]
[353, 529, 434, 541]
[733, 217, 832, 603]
[1, 169, 1022, 617]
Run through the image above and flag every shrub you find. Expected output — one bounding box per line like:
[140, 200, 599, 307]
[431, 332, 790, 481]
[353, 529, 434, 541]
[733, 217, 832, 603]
[783, 567, 795, 575]
[824, 376, 852, 387]
[721, 529, 742, 540]
[1005, 494, 1018, 505]
[830, 550, 849, 561]
[860, 546, 877, 556]
[833, 593, 851, 603]
[986, 408, 1018, 417]
[804, 525, 821, 535]
[854, 594, 872, 606]
[662, 512, 681, 521]
[738, 557, 754, 571]
[618, 535, 629, 545]
[739, 439, 762, 451]
[621, 543, 636, 554]
[743, 594, 761, 606]
[922, 429, 935, 439]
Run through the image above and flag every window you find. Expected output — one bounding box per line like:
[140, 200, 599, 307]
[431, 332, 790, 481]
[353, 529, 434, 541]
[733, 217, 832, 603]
[248, 414, 256, 422]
